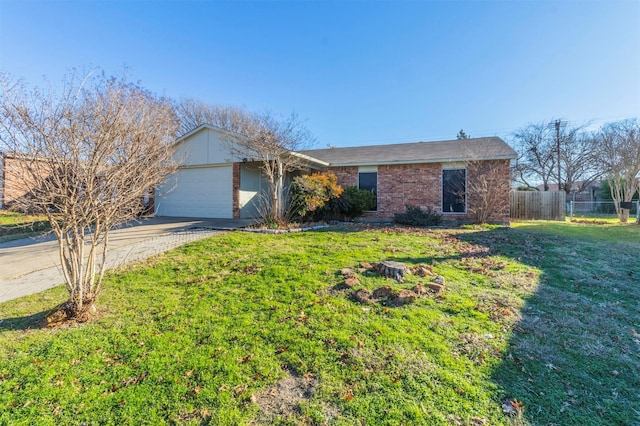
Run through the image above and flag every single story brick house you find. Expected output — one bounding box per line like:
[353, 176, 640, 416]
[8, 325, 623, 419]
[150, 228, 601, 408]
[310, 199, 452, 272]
[154, 124, 517, 222]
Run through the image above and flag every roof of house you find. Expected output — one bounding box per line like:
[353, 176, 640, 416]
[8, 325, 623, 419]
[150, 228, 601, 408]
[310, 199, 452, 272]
[302, 137, 517, 167]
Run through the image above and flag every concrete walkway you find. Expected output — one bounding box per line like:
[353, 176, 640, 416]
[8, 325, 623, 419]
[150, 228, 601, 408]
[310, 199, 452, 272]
[0, 217, 254, 303]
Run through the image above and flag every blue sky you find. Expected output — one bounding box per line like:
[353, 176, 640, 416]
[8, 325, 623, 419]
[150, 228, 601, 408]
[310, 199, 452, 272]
[0, 0, 638, 147]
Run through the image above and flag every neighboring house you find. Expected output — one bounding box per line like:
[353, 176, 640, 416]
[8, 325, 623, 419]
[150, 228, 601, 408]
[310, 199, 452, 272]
[0, 152, 38, 211]
[156, 125, 517, 223]
[536, 181, 603, 203]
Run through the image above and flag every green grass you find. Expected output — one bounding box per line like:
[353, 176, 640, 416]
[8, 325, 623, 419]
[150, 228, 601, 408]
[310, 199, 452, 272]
[0, 211, 50, 242]
[512, 219, 640, 244]
[0, 222, 638, 425]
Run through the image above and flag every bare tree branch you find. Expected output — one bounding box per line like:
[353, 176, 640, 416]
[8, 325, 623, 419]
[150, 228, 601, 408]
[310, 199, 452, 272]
[510, 120, 600, 193]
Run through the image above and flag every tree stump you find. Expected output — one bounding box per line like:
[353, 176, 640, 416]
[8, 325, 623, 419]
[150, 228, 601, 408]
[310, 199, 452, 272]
[374, 261, 409, 282]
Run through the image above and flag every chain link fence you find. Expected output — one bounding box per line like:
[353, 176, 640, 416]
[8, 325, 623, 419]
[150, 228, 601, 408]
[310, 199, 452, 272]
[569, 200, 640, 221]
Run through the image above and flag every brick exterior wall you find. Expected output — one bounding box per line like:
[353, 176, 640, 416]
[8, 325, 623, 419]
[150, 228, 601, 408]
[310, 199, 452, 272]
[327, 159, 511, 224]
[1, 156, 40, 211]
[330, 166, 359, 188]
[232, 162, 241, 219]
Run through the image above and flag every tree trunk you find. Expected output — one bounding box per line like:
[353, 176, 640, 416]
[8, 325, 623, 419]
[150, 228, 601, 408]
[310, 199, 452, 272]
[620, 208, 629, 223]
[276, 161, 284, 220]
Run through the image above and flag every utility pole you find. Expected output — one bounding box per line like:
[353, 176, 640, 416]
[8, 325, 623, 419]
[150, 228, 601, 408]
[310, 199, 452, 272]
[549, 119, 567, 190]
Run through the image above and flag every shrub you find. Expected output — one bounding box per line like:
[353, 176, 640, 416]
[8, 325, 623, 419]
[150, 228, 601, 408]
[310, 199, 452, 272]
[340, 186, 377, 219]
[289, 173, 343, 220]
[394, 206, 442, 227]
[311, 186, 376, 220]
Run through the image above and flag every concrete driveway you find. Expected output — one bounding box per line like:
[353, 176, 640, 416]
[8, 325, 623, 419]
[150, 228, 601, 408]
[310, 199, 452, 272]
[0, 217, 255, 304]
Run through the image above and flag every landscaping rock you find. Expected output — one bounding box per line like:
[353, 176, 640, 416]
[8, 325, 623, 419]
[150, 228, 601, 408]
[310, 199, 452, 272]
[426, 282, 445, 294]
[353, 288, 374, 304]
[341, 268, 354, 276]
[414, 264, 436, 277]
[373, 286, 394, 299]
[359, 262, 373, 269]
[374, 261, 409, 282]
[340, 267, 360, 287]
[344, 277, 360, 288]
[433, 275, 445, 285]
[392, 289, 418, 306]
[413, 284, 428, 296]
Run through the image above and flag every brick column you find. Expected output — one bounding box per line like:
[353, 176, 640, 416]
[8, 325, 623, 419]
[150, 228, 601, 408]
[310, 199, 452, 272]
[232, 162, 241, 219]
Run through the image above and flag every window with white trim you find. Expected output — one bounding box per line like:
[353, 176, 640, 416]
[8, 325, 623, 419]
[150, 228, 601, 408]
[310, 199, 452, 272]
[442, 168, 466, 213]
[358, 166, 377, 211]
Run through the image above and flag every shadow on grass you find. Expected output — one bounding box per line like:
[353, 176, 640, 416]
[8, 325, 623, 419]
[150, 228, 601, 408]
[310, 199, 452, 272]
[375, 223, 639, 424]
[441, 226, 640, 425]
[0, 310, 49, 331]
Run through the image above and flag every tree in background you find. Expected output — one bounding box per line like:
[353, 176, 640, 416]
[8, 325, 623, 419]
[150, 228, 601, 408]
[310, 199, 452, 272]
[511, 120, 599, 193]
[176, 98, 316, 224]
[0, 70, 179, 322]
[592, 119, 640, 223]
[511, 122, 557, 191]
[174, 97, 247, 135]
[456, 129, 470, 139]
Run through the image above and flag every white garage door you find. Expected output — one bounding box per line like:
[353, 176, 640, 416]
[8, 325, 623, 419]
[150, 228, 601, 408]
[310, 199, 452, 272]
[155, 166, 233, 218]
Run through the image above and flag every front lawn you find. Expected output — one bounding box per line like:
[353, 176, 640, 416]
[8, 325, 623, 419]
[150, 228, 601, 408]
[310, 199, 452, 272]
[0, 211, 50, 243]
[0, 222, 638, 425]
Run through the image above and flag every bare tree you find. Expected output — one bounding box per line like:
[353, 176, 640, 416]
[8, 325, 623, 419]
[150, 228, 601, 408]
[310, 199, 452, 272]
[465, 160, 512, 224]
[175, 98, 316, 223]
[226, 111, 316, 222]
[0, 70, 179, 321]
[559, 130, 601, 194]
[174, 97, 247, 135]
[512, 122, 557, 191]
[593, 119, 640, 223]
[511, 120, 600, 194]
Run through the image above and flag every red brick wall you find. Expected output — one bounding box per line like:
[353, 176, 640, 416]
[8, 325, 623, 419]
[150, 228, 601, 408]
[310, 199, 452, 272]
[1, 156, 40, 210]
[232, 162, 241, 219]
[330, 166, 358, 188]
[377, 163, 441, 218]
[327, 160, 511, 224]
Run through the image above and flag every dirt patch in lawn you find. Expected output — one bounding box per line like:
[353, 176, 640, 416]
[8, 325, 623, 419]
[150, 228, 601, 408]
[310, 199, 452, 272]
[253, 371, 335, 423]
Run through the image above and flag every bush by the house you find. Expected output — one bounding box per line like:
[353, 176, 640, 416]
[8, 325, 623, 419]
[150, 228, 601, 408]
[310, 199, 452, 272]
[394, 205, 442, 226]
[289, 173, 343, 220]
[313, 186, 377, 220]
[339, 186, 377, 219]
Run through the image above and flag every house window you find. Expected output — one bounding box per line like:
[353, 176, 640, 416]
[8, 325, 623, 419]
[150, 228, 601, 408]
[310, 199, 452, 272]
[442, 168, 466, 213]
[358, 167, 377, 210]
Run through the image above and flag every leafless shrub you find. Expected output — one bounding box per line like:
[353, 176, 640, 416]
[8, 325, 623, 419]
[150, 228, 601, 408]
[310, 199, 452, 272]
[0, 69, 179, 320]
[466, 159, 512, 224]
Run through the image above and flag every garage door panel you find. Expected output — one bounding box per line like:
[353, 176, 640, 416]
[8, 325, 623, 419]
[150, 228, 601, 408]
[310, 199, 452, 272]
[156, 166, 232, 218]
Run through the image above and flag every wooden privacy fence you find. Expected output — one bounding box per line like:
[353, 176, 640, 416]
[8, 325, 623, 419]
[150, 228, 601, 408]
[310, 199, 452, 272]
[510, 190, 566, 221]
